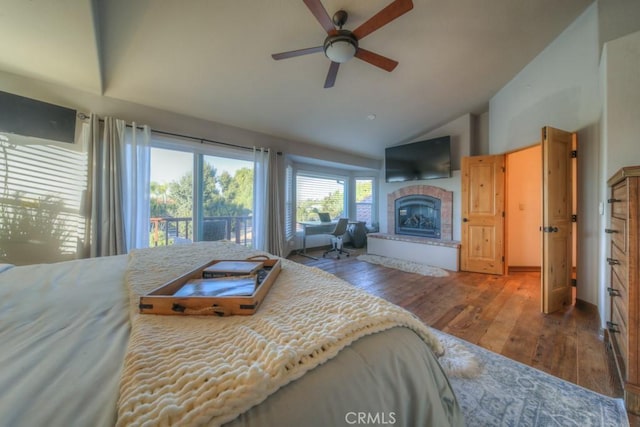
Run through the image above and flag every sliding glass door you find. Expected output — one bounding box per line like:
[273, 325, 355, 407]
[149, 142, 254, 247]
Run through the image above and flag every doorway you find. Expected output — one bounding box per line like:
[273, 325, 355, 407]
[506, 145, 542, 272]
[505, 141, 578, 306]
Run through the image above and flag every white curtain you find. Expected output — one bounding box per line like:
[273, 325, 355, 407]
[83, 115, 150, 257]
[122, 123, 151, 251]
[252, 147, 269, 251]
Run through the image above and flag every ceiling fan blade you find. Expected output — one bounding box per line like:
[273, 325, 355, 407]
[303, 0, 337, 35]
[272, 46, 324, 60]
[324, 62, 340, 88]
[352, 0, 413, 40]
[355, 48, 398, 72]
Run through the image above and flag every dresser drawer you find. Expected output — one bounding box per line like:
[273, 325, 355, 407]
[611, 300, 629, 371]
[609, 243, 628, 278]
[610, 266, 629, 308]
[611, 182, 628, 219]
[608, 216, 627, 254]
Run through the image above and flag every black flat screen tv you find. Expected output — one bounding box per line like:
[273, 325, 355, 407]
[385, 136, 451, 182]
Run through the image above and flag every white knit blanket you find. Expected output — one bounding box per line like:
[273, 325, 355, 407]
[116, 242, 444, 427]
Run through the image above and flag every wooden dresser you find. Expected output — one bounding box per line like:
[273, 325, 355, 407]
[607, 165, 640, 413]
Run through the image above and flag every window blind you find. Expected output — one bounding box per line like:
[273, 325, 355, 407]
[295, 173, 345, 230]
[0, 135, 87, 262]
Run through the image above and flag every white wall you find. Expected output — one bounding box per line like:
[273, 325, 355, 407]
[603, 30, 640, 177]
[489, 4, 601, 154]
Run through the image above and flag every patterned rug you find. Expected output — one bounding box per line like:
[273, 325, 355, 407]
[356, 254, 449, 277]
[432, 330, 629, 427]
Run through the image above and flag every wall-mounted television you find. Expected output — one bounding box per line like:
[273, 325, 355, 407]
[0, 90, 76, 144]
[385, 136, 451, 182]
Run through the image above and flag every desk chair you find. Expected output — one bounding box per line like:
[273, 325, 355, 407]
[322, 218, 350, 259]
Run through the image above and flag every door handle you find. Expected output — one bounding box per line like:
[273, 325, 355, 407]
[607, 287, 621, 297]
[607, 321, 620, 333]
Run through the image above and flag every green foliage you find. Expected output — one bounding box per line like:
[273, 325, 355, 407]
[356, 179, 372, 202]
[150, 162, 254, 219]
[296, 189, 344, 222]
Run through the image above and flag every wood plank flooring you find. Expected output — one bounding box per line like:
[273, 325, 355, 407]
[287, 248, 623, 398]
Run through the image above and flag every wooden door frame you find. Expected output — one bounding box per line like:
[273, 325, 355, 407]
[503, 143, 542, 274]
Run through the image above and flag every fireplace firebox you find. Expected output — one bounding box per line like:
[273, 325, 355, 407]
[395, 195, 441, 238]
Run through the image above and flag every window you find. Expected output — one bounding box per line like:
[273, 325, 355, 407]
[355, 178, 374, 227]
[149, 138, 254, 247]
[0, 133, 87, 264]
[284, 163, 377, 246]
[149, 147, 193, 246]
[295, 172, 346, 230]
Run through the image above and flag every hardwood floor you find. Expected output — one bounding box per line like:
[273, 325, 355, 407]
[287, 248, 622, 399]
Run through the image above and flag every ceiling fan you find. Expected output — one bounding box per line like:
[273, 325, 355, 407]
[271, 0, 413, 88]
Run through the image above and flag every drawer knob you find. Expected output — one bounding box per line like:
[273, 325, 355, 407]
[607, 287, 621, 297]
[607, 257, 620, 266]
[605, 229, 618, 234]
[607, 321, 620, 333]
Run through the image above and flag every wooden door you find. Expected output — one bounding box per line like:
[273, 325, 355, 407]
[461, 155, 505, 274]
[541, 126, 574, 313]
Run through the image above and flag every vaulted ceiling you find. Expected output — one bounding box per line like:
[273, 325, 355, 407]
[0, 0, 593, 158]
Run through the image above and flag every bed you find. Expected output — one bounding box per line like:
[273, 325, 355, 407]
[0, 241, 462, 427]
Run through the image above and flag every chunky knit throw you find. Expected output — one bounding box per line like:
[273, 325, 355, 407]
[116, 242, 444, 427]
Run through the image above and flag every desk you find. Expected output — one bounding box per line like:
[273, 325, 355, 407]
[298, 221, 336, 259]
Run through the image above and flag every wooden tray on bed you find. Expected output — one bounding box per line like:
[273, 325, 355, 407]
[138, 256, 281, 316]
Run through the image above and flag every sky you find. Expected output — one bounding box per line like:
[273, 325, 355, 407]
[150, 147, 251, 184]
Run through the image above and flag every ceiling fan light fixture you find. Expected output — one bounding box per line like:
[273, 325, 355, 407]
[323, 31, 358, 63]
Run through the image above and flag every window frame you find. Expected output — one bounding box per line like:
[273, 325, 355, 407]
[285, 160, 378, 249]
[149, 133, 255, 245]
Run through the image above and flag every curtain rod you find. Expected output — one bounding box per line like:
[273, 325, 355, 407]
[151, 129, 255, 152]
[78, 112, 273, 153]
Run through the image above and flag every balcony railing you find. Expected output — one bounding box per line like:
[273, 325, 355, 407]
[150, 216, 252, 247]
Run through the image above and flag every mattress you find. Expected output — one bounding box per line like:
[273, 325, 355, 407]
[0, 247, 462, 427]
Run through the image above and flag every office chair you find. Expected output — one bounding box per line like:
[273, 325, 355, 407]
[322, 218, 350, 259]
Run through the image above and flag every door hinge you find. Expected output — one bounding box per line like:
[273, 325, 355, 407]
[572, 278, 577, 287]
[571, 150, 577, 158]
[502, 211, 505, 217]
[543, 127, 547, 140]
[502, 256, 505, 262]
[571, 214, 577, 222]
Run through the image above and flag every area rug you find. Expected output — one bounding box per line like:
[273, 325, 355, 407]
[433, 330, 629, 427]
[356, 254, 449, 277]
